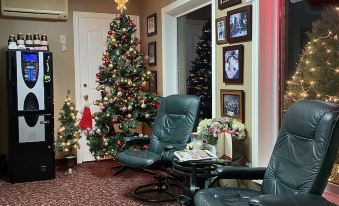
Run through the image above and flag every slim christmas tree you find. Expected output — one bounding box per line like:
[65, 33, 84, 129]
[87, 2, 158, 158]
[55, 90, 81, 156]
[283, 6, 338, 109]
[186, 20, 212, 119]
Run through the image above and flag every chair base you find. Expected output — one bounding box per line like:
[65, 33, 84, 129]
[111, 165, 156, 176]
[132, 175, 182, 203]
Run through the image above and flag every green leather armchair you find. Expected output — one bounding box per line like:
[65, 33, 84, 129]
[194, 100, 339, 206]
[115, 94, 200, 202]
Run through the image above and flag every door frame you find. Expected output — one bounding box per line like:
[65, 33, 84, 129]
[162, 0, 216, 116]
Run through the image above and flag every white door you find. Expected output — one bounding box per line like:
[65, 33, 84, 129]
[74, 12, 140, 163]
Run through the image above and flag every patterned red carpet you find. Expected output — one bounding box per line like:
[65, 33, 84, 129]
[0, 160, 177, 206]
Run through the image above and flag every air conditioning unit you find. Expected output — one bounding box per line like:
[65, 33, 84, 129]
[1, 0, 68, 20]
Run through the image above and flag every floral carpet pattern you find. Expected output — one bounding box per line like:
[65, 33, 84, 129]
[0, 160, 177, 206]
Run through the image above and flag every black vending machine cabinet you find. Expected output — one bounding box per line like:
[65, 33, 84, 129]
[6, 50, 54, 183]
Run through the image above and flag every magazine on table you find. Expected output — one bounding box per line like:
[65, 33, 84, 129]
[174, 149, 218, 162]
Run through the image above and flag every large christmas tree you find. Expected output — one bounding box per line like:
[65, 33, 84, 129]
[186, 20, 212, 119]
[55, 91, 81, 156]
[283, 6, 338, 109]
[87, 4, 158, 158]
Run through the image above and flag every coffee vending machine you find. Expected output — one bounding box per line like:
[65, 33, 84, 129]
[6, 50, 55, 182]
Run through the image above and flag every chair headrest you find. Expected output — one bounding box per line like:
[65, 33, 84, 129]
[159, 95, 200, 115]
[284, 100, 339, 139]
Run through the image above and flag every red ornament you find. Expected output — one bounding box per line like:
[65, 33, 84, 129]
[112, 116, 118, 124]
[108, 30, 112, 35]
[96, 73, 101, 79]
[114, 81, 121, 88]
[141, 144, 148, 150]
[117, 140, 123, 146]
[155, 101, 160, 109]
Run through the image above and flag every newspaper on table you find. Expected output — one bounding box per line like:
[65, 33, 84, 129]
[174, 149, 218, 162]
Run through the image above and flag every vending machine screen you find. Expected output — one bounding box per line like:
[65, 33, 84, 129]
[22, 53, 39, 83]
[23, 53, 38, 62]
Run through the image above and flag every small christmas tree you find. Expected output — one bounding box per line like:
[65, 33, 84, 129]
[87, 3, 158, 158]
[283, 6, 338, 109]
[55, 90, 81, 156]
[186, 20, 212, 119]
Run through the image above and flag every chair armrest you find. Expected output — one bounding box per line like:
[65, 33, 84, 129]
[209, 166, 266, 187]
[120, 136, 151, 151]
[248, 194, 335, 206]
[124, 136, 151, 146]
[216, 166, 266, 180]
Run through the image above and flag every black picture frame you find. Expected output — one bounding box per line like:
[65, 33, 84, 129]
[216, 16, 227, 44]
[147, 13, 157, 37]
[220, 89, 245, 122]
[218, 0, 241, 10]
[226, 5, 252, 43]
[148, 41, 157, 66]
[223, 44, 244, 84]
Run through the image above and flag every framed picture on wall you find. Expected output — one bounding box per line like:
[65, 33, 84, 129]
[218, 0, 241, 10]
[147, 13, 157, 37]
[216, 17, 227, 44]
[149, 71, 157, 93]
[226, 5, 252, 43]
[223, 44, 244, 84]
[148, 41, 156, 66]
[220, 89, 244, 122]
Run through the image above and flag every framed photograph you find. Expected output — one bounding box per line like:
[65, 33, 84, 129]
[220, 89, 244, 122]
[218, 0, 241, 10]
[223, 44, 244, 84]
[148, 41, 156, 66]
[149, 71, 157, 93]
[147, 13, 157, 37]
[216, 17, 227, 44]
[226, 5, 252, 43]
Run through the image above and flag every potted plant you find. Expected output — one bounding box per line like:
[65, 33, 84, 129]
[196, 117, 246, 158]
[55, 90, 81, 174]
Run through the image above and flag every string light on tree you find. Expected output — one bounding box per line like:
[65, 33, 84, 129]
[186, 20, 212, 119]
[283, 6, 338, 109]
[55, 90, 81, 156]
[86, 1, 158, 158]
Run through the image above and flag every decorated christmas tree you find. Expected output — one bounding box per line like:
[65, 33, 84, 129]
[55, 90, 81, 156]
[87, 1, 158, 158]
[186, 20, 212, 119]
[283, 6, 338, 109]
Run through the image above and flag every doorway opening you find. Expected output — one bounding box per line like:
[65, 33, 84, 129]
[162, 0, 215, 117]
[177, 5, 212, 119]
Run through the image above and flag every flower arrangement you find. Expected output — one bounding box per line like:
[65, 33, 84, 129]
[197, 117, 246, 145]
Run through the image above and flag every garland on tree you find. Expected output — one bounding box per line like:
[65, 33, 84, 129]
[87, 13, 158, 159]
[283, 6, 338, 110]
[186, 20, 212, 119]
[55, 90, 81, 156]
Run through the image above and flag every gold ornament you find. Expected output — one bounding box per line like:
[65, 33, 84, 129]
[108, 64, 113, 69]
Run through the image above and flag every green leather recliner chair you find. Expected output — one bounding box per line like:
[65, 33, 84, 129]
[115, 94, 200, 202]
[194, 100, 339, 206]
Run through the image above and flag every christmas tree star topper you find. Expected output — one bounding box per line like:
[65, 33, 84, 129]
[114, 0, 128, 13]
